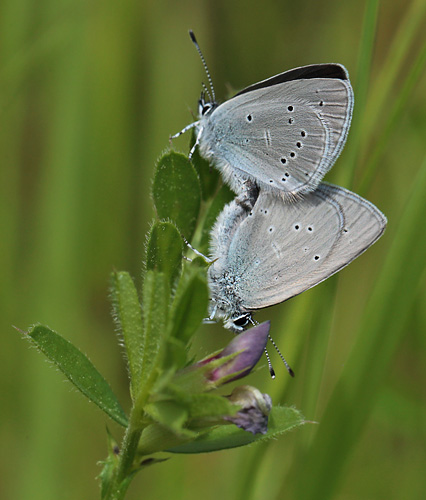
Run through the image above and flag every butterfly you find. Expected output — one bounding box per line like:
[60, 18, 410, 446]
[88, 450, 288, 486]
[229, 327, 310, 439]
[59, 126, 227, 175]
[172, 31, 354, 201]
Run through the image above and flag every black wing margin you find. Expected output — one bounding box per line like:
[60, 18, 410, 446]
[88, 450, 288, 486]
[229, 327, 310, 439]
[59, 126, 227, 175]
[235, 63, 349, 97]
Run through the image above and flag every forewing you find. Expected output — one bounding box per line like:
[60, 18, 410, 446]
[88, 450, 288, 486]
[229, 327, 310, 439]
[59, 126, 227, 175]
[226, 184, 386, 310]
[234, 63, 350, 96]
[208, 74, 353, 196]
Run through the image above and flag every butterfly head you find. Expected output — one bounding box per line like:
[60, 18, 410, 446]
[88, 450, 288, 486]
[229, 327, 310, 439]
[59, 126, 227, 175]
[198, 91, 216, 118]
[224, 313, 254, 333]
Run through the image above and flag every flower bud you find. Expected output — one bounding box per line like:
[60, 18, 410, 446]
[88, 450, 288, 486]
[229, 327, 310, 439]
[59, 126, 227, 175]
[224, 385, 272, 435]
[205, 321, 270, 384]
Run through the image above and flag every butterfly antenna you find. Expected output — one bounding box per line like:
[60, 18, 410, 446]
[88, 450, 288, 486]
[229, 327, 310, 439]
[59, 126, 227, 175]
[189, 30, 216, 103]
[248, 316, 258, 327]
[201, 81, 213, 103]
[264, 347, 276, 379]
[268, 334, 295, 377]
[248, 316, 276, 378]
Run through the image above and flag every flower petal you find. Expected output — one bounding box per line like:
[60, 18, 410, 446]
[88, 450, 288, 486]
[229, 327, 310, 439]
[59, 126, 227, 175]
[210, 321, 270, 383]
[224, 385, 272, 435]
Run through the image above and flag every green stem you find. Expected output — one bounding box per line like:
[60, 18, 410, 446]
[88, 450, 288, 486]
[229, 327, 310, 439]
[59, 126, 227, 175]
[116, 420, 142, 483]
[103, 374, 157, 500]
[104, 408, 144, 500]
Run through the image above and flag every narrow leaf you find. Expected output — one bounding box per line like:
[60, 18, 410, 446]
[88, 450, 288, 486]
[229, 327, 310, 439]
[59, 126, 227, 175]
[358, 37, 426, 194]
[146, 221, 183, 290]
[110, 271, 144, 399]
[167, 405, 306, 453]
[152, 152, 201, 240]
[336, 0, 379, 188]
[361, 0, 426, 150]
[162, 337, 189, 371]
[140, 271, 169, 389]
[25, 325, 128, 427]
[168, 265, 209, 345]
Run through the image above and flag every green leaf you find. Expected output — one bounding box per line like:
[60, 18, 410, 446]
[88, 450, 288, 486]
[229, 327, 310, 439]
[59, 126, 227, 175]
[152, 152, 201, 240]
[167, 405, 306, 453]
[110, 271, 144, 399]
[146, 221, 183, 290]
[144, 400, 190, 433]
[138, 394, 237, 456]
[198, 184, 235, 254]
[184, 392, 238, 421]
[162, 337, 188, 372]
[190, 129, 222, 200]
[140, 271, 170, 390]
[137, 423, 196, 456]
[155, 382, 238, 420]
[168, 264, 209, 345]
[25, 325, 128, 427]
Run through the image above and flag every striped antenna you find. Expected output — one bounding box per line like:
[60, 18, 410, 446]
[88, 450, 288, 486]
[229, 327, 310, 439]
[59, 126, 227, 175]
[249, 316, 276, 379]
[263, 347, 276, 379]
[268, 334, 295, 377]
[189, 30, 216, 103]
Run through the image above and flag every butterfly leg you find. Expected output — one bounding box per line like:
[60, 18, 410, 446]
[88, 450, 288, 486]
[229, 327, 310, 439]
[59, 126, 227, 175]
[202, 302, 218, 323]
[188, 126, 203, 159]
[182, 236, 214, 263]
[169, 120, 199, 146]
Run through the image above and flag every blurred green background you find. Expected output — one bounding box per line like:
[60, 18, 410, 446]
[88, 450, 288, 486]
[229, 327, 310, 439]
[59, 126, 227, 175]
[1, 0, 425, 499]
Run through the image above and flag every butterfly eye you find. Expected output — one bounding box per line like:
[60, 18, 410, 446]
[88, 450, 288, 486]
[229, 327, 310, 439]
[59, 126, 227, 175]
[198, 99, 204, 116]
[198, 95, 214, 116]
[233, 315, 250, 328]
[201, 103, 213, 115]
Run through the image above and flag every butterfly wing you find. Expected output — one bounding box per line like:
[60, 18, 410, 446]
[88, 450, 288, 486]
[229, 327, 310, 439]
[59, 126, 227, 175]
[201, 65, 353, 199]
[234, 63, 350, 96]
[223, 184, 386, 310]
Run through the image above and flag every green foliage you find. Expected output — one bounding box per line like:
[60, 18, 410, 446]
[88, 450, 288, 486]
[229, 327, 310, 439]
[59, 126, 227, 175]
[139, 270, 170, 390]
[190, 130, 222, 200]
[25, 325, 128, 428]
[289, 155, 426, 500]
[167, 406, 305, 454]
[168, 264, 209, 345]
[146, 222, 183, 289]
[152, 153, 201, 240]
[17, 147, 301, 499]
[110, 271, 144, 399]
[3, 1, 426, 499]
[99, 429, 120, 498]
[338, 0, 379, 187]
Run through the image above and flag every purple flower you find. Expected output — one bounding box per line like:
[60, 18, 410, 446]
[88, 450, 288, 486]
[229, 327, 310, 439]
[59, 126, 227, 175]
[224, 385, 272, 435]
[162, 322, 274, 438]
[198, 321, 270, 385]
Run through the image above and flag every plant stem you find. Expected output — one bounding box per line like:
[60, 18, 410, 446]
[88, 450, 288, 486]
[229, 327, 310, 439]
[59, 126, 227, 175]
[104, 408, 143, 500]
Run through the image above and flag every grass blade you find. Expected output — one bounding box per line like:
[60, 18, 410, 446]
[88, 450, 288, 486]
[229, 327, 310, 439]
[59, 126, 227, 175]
[285, 156, 426, 500]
